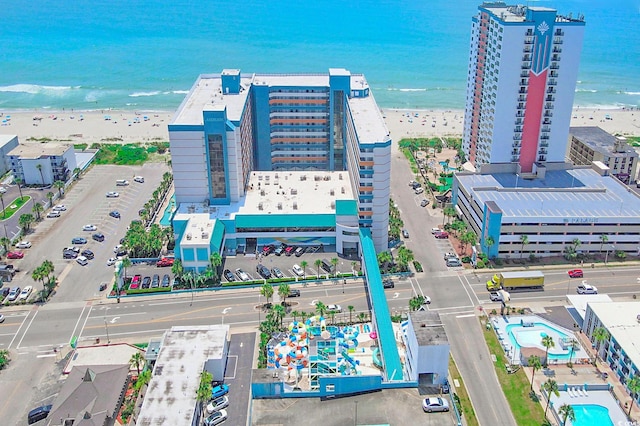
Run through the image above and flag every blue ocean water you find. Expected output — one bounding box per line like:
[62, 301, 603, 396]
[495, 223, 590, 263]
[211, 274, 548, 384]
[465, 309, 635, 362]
[0, 0, 638, 111]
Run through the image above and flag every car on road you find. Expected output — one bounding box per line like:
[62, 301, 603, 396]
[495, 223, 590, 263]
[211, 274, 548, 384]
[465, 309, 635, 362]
[18, 285, 33, 301]
[46, 210, 61, 218]
[81, 249, 94, 260]
[203, 409, 228, 426]
[0, 314, 4, 323]
[142, 276, 151, 289]
[402, 229, 409, 238]
[211, 383, 230, 399]
[7, 251, 24, 259]
[15, 241, 32, 249]
[223, 269, 235, 282]
[434, 231, 449, 239]
[7, 286, 20, 302]
[383, 278, 395, 289]
[235, 268, 250, 281]
[106, 257, 117, 266]
[420, 199, 429, 207]
[92, 233, 105, 242]
[109, 210, 121, 219]
[151, 274, 160, 288]
[327, 304, 342, 313]
[106, 191, 119, 198]
[422, 397, 449, 413]
[52, 204, 67, 211]
[156, 257, 174, 267]
[288, 289, 301, 297]
[568, 269, 584, 278]
[206, 395, 229, 414]
[577, 283, 598, 294]
[76, 256, 89, 266]
[271, 267, 284, 278]
[133, 176, 145, 183]
[489, 292, 501, 302]
[71, 237, 87, 244]
[431, 227, 441, 234]
[82, 224, 97, 231]
[292, 264, 304, 276]
[256, 264, 272, 279]
[161, 274, 171, 287]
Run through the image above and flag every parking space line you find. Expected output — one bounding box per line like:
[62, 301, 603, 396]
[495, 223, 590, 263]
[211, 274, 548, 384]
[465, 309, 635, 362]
[224, 355, 238, 380]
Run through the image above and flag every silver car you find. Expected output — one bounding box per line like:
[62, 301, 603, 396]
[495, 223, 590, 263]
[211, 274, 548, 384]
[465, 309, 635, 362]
[422, 397, 450, 413]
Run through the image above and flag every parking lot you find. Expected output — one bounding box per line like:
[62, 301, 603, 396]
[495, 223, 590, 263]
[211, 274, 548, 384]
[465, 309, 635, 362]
[2, 163, 170, 303]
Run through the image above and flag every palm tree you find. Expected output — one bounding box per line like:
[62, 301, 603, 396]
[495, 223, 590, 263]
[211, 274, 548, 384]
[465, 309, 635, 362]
[272, 303, 286, 328]
[528, 355, 542, 391]
[196, 371, 213, 411]
[461, 231, 477, 253]
[542, 379, 559, 416]
[14, 177, 24, 200]
[572, 237, 581, 255]
[331, 257, 339, 278]
[120, 256, 132, 279]
[520, 235, 529, 261]
[0, 192, 5, 219]
[36, 164, 45, 186]
[541, 335, 555, 367]
[351, 261, 358, 274]
[376, 251, 392, 271]
[54, 180, 65, 198]
[18, 213, 34, 232]
[348, 305, 355, 324]
[443, 206, 456, 226]
[129, 352, 144, 375]
[485, 235, 495, 258]
[278, 283, 290, 306]
[626, 375, 640, 417]
[592, 327, 610, 360]
[315, 301, 327, 317]
[558, 403, 575, 426]
[567, 339, 579, 366]
[357, 312, 367, 323]
[314, 258, 323, 276]
[409, 295, 426, 311]
[260, 283, 274, 307]
[291, 310, 300, 321]
[171, 258, 184, 281]
[300, 260, 308, 276]
[73, 167, 81, 180]
[46, 191, 54, 207]
[209, 253, 222, 280]
[0, 237, 10, 253]
[32, 202, 44, 221]
[599, 234, 609, 254]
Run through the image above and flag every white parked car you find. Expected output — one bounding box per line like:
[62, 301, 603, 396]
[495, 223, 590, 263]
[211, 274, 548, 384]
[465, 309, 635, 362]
[0, 187, 6, 193]
[422, 397, 450, 413]
[327, 304, 342, 313]
[53, 204, 67, 211]
[431, 227, 441, 234]
[15, 241, 32, 249]
[82, 224, 97, 232]
[206, 396, 229, 414]
[133, 176, 145, 183]
[106, 257, 117, 266]
[292, 264, 304, 276]
[18, 286, 33, 301]
[235, 268, 250, 281]
[76, 256, 89, 266]
[46, 211, 61, 218]
[106, 191, 119, 198]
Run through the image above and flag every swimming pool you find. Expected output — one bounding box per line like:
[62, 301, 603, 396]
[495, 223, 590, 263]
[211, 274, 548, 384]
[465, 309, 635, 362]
[570, 404, 613, 426]
[506, 322, 572, 358]
[159, 195, 176, 227]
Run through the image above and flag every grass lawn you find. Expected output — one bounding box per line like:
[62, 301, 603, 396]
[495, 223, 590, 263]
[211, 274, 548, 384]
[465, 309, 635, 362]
[481, 317, 546, 426]
[0, 196, 30, 219]
[449, 355, 479, 426]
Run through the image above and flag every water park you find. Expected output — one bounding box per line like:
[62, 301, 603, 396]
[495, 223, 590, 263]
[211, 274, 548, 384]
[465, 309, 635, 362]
[267, 319, 396, 392]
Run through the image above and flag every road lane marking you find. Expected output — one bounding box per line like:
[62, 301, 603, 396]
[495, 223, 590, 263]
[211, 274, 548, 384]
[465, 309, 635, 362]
[76, 304, 94, 344]
[16, 310, 39, 349]
[69, 303, 90, 344]
[456, 314, 476, 318]
[36, 353, 57, 358]
[7, 310, 33, 349]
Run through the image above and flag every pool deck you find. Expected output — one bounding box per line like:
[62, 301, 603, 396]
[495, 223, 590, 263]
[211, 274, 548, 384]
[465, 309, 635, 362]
[551, 388, 627, 425]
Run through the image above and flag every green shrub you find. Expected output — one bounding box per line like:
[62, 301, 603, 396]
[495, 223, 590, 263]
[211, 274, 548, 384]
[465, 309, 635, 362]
[74, 143, 88, 150]
[476, 259, 485, 269]
[126, 287, 172, 295]
[413, 261, 423, 272]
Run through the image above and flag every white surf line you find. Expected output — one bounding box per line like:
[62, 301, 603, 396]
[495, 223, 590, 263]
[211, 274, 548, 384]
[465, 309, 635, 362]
[8, 310, 34, 349]
[16, 310, 39, 349]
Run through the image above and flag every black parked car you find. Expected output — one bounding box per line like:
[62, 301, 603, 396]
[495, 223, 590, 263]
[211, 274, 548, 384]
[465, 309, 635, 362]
[161, 274, 171, 287]
[256, 264, 271, 279]
[142, 276, 151, 289]
[223, 269, 235, 282]
[63, 250, 78, 259]
[81, 249, 95, 260]
[151, 274, 160, 288]
[92, 233, 105, 242]
[109, 210, 121, 219]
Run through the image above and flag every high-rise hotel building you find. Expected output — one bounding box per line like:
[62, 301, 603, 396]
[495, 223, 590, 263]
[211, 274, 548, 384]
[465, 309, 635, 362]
[462, 2, 585, 172]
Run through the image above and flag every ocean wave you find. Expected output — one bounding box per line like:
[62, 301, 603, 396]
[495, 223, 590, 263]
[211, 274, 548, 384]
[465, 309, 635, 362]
[575, 88, 597, 93]
[619, 91, 640, 96]
[0, 84, 76, 94]
[129, 91, 161, 97]
[172, 90, 189, 94]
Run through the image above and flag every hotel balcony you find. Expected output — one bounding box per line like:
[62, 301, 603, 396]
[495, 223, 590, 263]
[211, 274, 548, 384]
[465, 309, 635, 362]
[553, 37, 563, 44]
[511, 156, 519, 162]
[518, 95, 527, 102]
[521, 62, 532, 69]
[546, 96, 555, 102]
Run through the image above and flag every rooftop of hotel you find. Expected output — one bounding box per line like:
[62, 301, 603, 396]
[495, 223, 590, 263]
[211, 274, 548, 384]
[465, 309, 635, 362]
[587, 301, 640, 373]
[137, 325, 229, 426]
[241, 171, 354, 215]
[8, 142, 71, 158]
[171, 69, 391, 144]
[179, 214, 214, 246]
[480, 3, 584, 23]
[0, 134, 17, 145]
[410, 311, 448, 346]
[456, 167, 640, 219]
[570, 126, 638, 158]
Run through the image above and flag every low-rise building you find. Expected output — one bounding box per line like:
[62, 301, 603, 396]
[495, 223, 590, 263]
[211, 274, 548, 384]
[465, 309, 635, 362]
[8, 143, 76, 185]
[0, 135, 19, 176]
[402, 311, 450, 385]
[568, 126, 638, 184]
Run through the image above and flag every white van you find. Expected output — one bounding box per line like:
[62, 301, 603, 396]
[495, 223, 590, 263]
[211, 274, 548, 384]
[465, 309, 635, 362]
[133, 176, 145, 183]
[116, 179, 129, 186]
[76, 256, 88, 266]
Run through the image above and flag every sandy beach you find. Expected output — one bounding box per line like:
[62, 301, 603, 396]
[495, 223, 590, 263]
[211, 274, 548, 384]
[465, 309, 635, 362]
[0, 107, 638, 144]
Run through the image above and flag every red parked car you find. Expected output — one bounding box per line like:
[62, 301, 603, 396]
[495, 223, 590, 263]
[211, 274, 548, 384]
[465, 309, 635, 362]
[434, 231, 449, 239]
[7, 251, 24, 259]
[156, 257, 175, 267]
[568, 269, 584, 278]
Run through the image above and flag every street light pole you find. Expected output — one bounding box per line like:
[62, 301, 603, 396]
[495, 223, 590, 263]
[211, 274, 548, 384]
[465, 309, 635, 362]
[354, 401, 358, 426]
[104, 318, 110, 344]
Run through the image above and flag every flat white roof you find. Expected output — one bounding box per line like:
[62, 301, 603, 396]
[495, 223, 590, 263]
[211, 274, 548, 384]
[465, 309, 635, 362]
[137, 325, 229, 426]
[588, 301, 640, 372]
[180, 215, 214, 246]
[8, 142, 71, 158]
[241, 171, 354, 215]
[0, 134, 18, 146]
[566, 294, 613, 320]
[348, 92, 391, 144]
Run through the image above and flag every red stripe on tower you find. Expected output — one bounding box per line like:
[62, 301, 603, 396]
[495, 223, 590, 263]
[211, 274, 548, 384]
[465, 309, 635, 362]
[519, 69, 547, 172]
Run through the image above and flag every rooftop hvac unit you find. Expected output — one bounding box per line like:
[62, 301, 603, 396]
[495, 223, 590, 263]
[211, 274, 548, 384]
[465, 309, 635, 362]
[277, 202, 282, 210]
[341, 187, 345, 194]
[291, 188, 297, 195]
[258, 202, 263, 210]
[330, 201, 335, 209]
[261, 190, 265, 196]
[339, 174, 343, 180]
[330, 189, 335, 196]
[186, 233, 192, 240]
[293, 202, 297, 210]
[202, 232, 208, 238]
[275, 173, 279, 179]
[265, 175, 270, 181]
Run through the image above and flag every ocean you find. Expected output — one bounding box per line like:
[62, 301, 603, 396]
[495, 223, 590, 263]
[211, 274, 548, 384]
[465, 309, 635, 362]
[0, 0, 638, 111]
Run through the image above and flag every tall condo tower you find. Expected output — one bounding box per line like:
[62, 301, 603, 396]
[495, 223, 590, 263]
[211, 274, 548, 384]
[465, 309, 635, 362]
[462, 2, 585, 172]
